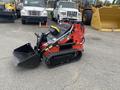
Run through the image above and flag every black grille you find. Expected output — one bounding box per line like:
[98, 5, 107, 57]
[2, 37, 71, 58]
[67, 11, 77, 17]
[29, 11, 40, 16]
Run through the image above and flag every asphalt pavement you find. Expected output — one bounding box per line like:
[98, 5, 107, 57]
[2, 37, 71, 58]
[0, 20, 120, 90]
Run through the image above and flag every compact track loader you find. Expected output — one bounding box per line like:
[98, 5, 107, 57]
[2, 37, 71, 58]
[13, 21, 85, 68]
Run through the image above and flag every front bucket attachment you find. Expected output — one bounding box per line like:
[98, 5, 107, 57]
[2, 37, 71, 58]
[13, 43, 41, 68]
[91, 6, 120, 31]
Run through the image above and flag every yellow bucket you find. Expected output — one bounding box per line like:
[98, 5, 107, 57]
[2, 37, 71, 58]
[91, 6, 120, 31]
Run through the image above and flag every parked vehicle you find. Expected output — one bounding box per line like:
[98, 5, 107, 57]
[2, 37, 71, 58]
[21, 0, 47, 24]
[53, 0, 82, 23]
[0, 0, 17, 22]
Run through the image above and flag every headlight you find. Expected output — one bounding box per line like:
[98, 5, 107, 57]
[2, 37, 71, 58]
[78, 12, 82, 20]
[21, 9, 28, 15]
[78, 12, 81, 16]
[42, 11, 47, 16]
[60, 12, 66, 15]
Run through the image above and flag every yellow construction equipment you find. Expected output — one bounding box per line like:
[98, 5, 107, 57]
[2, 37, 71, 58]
[91, 5, 120, 31]
[0, 0, 16, 22]
[80, 0, 120, 31]
[5, 3, 16, 11]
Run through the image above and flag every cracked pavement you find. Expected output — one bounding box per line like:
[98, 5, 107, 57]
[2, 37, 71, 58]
[0, 20, 120, 90]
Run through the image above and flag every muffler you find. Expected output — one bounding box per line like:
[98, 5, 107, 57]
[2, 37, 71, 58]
[13, 43, 41, 68]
